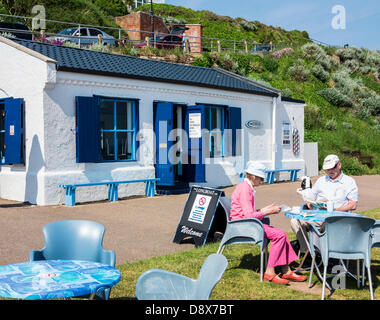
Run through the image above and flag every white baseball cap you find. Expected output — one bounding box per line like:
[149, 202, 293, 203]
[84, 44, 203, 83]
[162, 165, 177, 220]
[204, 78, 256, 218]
[322, 154, 340, 170]
[245, 161, 266, 179]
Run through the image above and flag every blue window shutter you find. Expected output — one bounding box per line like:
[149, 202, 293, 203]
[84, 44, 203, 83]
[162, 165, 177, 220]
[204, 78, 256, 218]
[227, 107, 242, 156]
[185, 105, 205, 183]
[154, 102, 175, 186]
[75, 96, 100, 163]
[134, 100, 139, 161]
[4, 98, 24, 164]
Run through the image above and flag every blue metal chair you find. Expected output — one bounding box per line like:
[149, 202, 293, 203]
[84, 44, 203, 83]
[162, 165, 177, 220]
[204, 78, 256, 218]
[308, 215, 375, 300]
[30, 220, 116, 300]
[135, 253, 228, 300]
[216, 196, 269, 282]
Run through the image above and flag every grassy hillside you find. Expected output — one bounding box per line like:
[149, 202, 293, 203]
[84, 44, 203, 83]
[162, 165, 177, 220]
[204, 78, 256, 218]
[1, 2, 379, 175]
[136, 4, 310, 48]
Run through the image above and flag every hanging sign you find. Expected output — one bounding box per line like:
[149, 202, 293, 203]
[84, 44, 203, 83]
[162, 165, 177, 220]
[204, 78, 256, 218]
[173, 186, 225, 247]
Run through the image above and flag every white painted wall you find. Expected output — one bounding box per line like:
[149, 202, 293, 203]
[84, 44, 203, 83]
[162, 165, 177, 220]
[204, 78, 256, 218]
[273, 100, 306, 181]
[0, 41, 305, 205]
[0, 41, 56, 204]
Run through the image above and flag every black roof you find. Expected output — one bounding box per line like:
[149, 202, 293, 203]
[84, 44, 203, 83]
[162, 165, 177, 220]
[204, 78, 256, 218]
[12, 39, 278, 97]
[281, 96, 305, 104]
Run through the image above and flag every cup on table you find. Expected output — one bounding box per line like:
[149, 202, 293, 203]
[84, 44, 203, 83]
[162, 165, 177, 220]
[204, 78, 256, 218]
[327, 201, 334, 213]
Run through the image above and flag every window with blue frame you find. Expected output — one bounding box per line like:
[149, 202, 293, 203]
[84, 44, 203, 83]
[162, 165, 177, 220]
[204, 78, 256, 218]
[75, 96, 139, 163]
[204, 105, 225, 158]
[100, 99, 136, 161]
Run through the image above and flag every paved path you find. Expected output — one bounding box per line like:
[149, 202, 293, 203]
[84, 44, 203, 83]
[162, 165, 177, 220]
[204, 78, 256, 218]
[0, 175, 379, 267]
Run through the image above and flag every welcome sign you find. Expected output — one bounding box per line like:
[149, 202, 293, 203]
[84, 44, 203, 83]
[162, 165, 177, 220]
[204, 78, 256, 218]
[173, 186, 225, 247]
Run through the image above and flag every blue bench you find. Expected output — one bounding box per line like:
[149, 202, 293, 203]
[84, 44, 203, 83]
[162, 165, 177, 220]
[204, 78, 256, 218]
[239, 169, 300, 184]
[58, 178, 160, 206]
[265, 169, 300, 184]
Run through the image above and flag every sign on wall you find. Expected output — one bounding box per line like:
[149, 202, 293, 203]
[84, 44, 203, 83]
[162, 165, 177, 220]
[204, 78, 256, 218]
[282, 121, 291, 145]
[188, 113, 202, 138]
[173, 186, 225, 247]
[245, 120, 262, 129]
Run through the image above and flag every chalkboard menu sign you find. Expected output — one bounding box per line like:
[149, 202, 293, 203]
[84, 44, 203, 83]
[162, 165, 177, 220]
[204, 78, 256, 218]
[173, 185, 225, 247]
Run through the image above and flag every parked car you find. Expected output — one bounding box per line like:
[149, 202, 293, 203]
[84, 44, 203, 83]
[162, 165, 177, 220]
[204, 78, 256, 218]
[170, 26, 188, 35]
[135, 34, 183, 49]
[250, 45, 272, 53]
[0, 22, 32, 40]
[48, 27, 116, 46]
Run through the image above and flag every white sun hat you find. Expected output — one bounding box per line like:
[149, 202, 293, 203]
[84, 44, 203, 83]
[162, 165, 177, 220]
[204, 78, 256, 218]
[322, 154, 340, 170]
[245, 161, 266, 179]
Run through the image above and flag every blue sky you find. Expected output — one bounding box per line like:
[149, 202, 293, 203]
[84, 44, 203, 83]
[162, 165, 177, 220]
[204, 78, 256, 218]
[164, 0, 380, 50]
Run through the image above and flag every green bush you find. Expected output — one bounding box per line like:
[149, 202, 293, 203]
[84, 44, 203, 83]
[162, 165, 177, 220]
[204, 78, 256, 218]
[318, 88, 353, 108]
[339, 155, 368, 175]
[192, 52, 214, 68]
[281, 88, 292, 98]
[304, 104, 323, 129]
[289, 60, 309, 81]
[262, 56, 279, 72]
[231, 53, 253, 76]
[325, 119, 337, 131]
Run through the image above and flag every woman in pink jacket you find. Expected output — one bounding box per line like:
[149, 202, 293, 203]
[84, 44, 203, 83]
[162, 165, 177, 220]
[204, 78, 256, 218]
[230, 161, 306, 284]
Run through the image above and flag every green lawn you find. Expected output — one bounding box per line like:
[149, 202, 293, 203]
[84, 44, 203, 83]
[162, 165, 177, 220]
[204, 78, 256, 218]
[111, 207, 380, 300]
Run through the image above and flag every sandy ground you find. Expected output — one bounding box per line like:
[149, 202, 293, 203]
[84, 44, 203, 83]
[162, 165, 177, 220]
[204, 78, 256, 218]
[0, 175, 379, 268]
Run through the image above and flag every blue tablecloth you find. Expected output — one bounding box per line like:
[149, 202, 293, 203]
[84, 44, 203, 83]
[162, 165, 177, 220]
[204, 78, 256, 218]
[0, 260, 121, 299]
[285, 210, 362, 222]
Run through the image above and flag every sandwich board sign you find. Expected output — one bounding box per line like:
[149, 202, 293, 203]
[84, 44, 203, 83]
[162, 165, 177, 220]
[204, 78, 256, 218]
[173, 185, 225, 247]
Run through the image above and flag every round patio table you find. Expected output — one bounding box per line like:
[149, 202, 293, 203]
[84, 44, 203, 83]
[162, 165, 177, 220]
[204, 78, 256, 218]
[0, 260, 121, 299]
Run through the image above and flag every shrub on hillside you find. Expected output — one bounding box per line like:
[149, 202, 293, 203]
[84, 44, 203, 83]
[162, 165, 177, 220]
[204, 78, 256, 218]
[87, 42, 110, 52]
[192, 52, 214, 68]
[301, 42, 330, 70]
[262, 56, 279, 72]
[312, 64, 329, 82]
[343, 59, 360, 73]
[318, 88, 353, 108]
[336, 47, 380, 75]
[238, 19, 257, 32]
[272, 48, 293, 59]
[231, 53, 253, 76]
[325, 119, 337, 131]
[281, 88, 292, 98]
[328, 55, 340, 69]
[304, 104, 323, 129]
[336, 47, 365, 63]
[289, 60, 309, 81]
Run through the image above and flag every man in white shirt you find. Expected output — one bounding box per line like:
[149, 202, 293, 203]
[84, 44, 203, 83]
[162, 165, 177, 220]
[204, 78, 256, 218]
[290, 154, 359, 253]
